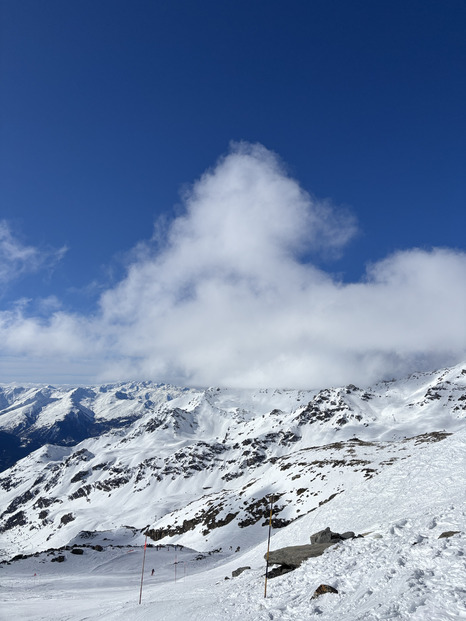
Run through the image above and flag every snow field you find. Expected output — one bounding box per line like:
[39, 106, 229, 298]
[2, 515, 464, 621]
[1, 365, 465, 619]
[2, 427, 465, 620]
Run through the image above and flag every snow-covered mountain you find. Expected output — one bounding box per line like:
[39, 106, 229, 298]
[0, 382, 192, 471]
[0, 364, 466, 621]
[1, 363, 465, 559]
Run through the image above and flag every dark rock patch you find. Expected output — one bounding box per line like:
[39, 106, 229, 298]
[0, 510, 27, 533]
[232, 566, 251, 577]
[267, 542, 337, 568]
[60, 513, 75, 525]
[70, 470, 90, 484]
[310, 527, 355, 544]
[312, 584, 339, 599]
[438, 530, 460, 539]
[267, 565, 294, 578]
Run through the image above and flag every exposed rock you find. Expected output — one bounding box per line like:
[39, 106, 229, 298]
[70, 470, 90, 483]
[438, 530, 460, 538]
[266, 564, 294, 578]
[51, 555, 65, 562]
[232, 566, 251, 577]
[0, 510, 27, 532]
[312, 584, 339, 599]
[60, 513, 75, 525]
[266, 542, 337, 568]
[70, 548, 84, 555]
[266, 528, 359, 572]
[310, 527, 355, 544]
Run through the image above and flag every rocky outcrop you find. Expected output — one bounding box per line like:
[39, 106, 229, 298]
[267, 542, 337, 568]
[1, 365, 463, 557]
[266, 528, 359, 573]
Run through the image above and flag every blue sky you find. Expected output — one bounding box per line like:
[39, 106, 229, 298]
[0, 0, 465, 387]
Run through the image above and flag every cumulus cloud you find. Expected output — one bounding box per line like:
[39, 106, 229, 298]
[0, 221, 67, 286]
[0, 143, 465, 388]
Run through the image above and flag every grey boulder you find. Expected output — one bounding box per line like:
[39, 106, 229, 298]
[266, 542, 337, 568]
[232, 566, 251, 577]
[310, 527, 355, 544]
[265, 528, 359, 570]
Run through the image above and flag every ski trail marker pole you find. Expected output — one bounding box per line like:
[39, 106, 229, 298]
[264, 495, 274, 598]
[139, 535, 147, 604]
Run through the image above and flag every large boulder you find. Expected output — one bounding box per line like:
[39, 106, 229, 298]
[266, 542, 337, 568]
[310, 527, 355, 544]
[265, 527, 359, 571]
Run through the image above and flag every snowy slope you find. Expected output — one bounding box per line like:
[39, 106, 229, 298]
[1, 425, 464, 620]
[0, 363, 465, 620]
[0, 382, 198, 471]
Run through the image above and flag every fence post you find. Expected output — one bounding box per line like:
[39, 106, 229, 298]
[139, 535, 148, 604]
[264, 495, 274, 598]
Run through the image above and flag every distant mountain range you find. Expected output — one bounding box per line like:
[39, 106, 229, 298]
[1, 364, 465, 560]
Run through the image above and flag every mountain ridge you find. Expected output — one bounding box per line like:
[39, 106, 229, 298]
[0, 363, 465, 561]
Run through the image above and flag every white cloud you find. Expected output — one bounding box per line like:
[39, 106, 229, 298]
[0, 143, 465, 388]
[0, 221, 67, 286]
